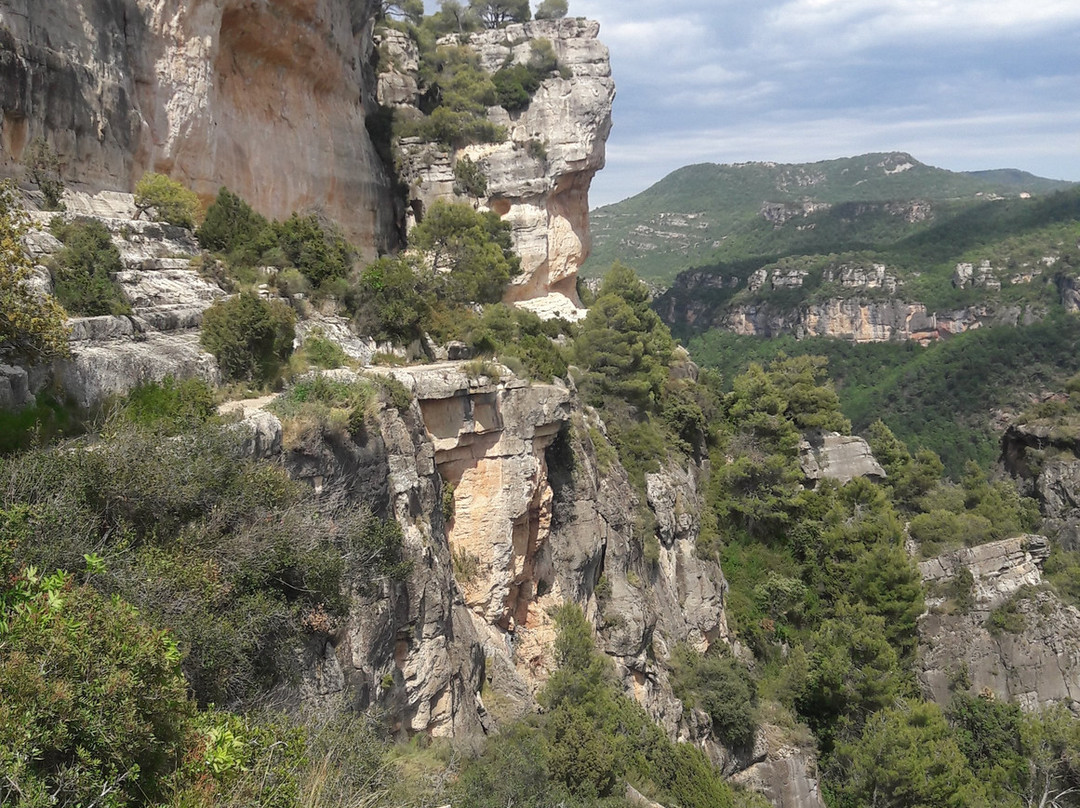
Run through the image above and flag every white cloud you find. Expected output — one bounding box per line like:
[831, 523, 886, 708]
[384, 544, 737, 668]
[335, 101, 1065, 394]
[767, 0, 1080, 48]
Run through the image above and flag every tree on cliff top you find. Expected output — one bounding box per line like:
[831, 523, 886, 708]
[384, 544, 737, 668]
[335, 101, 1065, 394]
[0, 180, 69, 364]
[379, 0, 424, 25]
[535, 0, 569, 20]
[470, 0, 531, 27]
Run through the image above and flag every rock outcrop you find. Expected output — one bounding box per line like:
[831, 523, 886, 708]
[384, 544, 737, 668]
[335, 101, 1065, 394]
[1003, 419, 1080, 550]
[732, 724, 826, 808]
[0, 0, 399, 252]
[712, 299, 1042, 344]
[392, 19, 614, 319]
[917, 535, 1080, 712]
[361, 364, 730, 735]
[17, 193, 223, 408]
[799, 431, 886, 485]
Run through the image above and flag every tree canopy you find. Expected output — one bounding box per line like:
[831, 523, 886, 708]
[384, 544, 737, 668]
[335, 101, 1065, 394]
[134, 172, 201, 229]
[469, 0, 531, 27]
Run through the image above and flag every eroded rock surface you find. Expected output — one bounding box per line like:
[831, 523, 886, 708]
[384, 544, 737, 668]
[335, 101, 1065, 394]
[917, 535, 1080, 712]
[394, 19, 614, 317]
[17, 198, 223, 408]
[799, 431, 886, 485]
[731, 724, 826, 808]
[0, 0, 398, 251]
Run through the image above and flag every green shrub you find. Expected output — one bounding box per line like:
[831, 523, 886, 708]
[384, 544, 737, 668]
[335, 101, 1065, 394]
[269, 373, 376, 447]
[196, 187, 275, 261]
[986, 594, 1028, 636]
[466, 304, 568, 381]
[119, 375, 217, 434]
[134, 172, 201, 228]
[352, 255, 432, 343]
[493, 63, 541, 111]
[21, 137, 65, 210]
[49, 217, 131, 316]
[275, 213, 353, 289]
[670, 644, 758, 748]
[0, 564, 195, 807]
[535, 0, 568, 19]
[200, 291, 296, 383]
[453, 155, 489, 197]
[301, 329, 350, 369]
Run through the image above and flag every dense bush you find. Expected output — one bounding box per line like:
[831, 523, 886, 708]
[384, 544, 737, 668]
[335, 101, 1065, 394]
[828, 700, 988, 808]
[196, 186, 274, 260]
[0, 422, 409, 708]
[197, 188, 355, 295]
[0, 560, 195, 807]
[200, 291, 296, 383]
[134, 172, 201, 228]
[466, 303, 568, 381]
[276, 212, 353, 289]
[49, 216, 131, 316]
[351, 254, 433, 343]
[492, 39, 562, 112]
[119, 375, 217, 434]
[0, 180, 69, 363]
[299, 328, 350, 369]
[670, 644, 757, 748]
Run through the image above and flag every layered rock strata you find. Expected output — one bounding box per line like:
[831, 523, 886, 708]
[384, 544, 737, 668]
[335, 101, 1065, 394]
[0, 0, 398, 252]
[14, 193, 223, 408]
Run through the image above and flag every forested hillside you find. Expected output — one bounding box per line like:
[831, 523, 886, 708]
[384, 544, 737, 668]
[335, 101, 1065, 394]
[584, 152, 1076, 286]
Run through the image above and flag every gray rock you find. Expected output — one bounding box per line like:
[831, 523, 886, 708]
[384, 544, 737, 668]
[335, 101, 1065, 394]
[54, 332, 220, 410]
[799, 431, 886, 485]
[917, 536, 1080, 712]
[0, 363, 33, 410]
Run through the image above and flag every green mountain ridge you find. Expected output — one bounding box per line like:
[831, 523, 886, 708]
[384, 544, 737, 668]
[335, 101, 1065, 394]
[583, 152, 1077, 285]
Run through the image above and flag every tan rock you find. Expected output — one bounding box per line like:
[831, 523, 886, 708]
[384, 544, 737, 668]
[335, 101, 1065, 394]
[0, 0, 398, 253]
[399, 19, 614, 316]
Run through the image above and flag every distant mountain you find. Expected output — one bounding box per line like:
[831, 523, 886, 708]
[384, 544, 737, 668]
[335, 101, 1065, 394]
[583, 152, 1077, 285]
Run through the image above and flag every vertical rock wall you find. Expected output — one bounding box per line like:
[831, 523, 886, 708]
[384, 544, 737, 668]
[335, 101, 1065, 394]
[0, 0, 400, 253]
[392, 19, 615, 319]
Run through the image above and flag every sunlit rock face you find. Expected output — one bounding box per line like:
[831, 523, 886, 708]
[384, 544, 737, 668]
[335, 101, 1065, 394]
[0, 0, 400, 254]
[393, 18, 615, 319]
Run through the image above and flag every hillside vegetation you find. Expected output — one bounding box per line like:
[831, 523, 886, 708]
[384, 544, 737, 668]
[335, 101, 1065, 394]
[584, 152, 1076, 286]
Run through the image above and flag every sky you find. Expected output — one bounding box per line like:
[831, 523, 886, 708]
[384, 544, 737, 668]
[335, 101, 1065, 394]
[559, 0, 1080, 206]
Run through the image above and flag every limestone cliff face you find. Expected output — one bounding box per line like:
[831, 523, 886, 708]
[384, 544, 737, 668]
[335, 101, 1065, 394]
[219, 362, 732, 743]
[0, 0, 399, 252]
[658, 258, 1055, 344]
[662, 291, 1046, 345]
[917, 535, 1080, 713]
[364, 364, 730, 736]
[389, 19, 614, 319]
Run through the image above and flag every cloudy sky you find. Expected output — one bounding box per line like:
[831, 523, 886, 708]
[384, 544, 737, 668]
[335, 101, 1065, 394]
[561, 0, 1080, 206]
